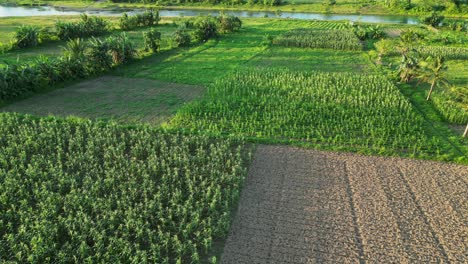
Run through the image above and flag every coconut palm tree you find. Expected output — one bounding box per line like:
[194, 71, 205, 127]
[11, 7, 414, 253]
[417, 56, 449, 100]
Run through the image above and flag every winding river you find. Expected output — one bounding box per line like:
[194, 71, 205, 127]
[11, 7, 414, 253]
[0, 4, 420, 24]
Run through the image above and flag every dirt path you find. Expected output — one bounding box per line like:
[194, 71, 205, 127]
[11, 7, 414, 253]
[222, 145, 467, 263]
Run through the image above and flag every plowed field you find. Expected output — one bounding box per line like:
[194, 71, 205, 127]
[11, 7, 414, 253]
[222, 145, 467, 263]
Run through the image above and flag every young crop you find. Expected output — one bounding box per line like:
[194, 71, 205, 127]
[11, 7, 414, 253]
[414, 46, 468, 60]
[273, 29, 362, 51]
[171, 68, 446, 157]
[432, 87, 468, 124]
[0, 112, 249, 263]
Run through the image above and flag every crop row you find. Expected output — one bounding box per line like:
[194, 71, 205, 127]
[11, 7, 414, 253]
[0, 112, 249, 263]
[415, 45, 468, 60]
[432, 87, 468, 125]
[171, 68, 444, 157]
[307, 21, 347, 30]
[272, 29, 362, 51]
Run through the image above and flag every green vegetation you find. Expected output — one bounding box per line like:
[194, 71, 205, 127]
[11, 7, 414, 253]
[56, 14, 110, 40]
[0, 112, 250, 263]
[1, 77, 205, 124]
[119, 9, 160, 30]
[170, 68, 457, 159]
[272, 28, 362, 50]
[0, 12, 467, 263]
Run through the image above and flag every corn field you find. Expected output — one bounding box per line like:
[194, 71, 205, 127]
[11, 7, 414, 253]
[0, 112, 250, 263]
[432, 88, 468, 124]
[171, 68, 443, 156]
[272, 29, 362, 50]
[415, 46, 468, 60]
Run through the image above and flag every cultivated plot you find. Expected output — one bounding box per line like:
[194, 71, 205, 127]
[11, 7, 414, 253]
[2, 76, 204, 124]
[222, 145, 467, 263]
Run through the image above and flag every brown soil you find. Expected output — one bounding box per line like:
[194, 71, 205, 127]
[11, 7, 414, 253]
[222, 145, 467, 263]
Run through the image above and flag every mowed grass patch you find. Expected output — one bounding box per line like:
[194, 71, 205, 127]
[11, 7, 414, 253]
[170, 68, 466, 162]
[112, 23, 269, 85]
[112, 19, 336, 85]
[1, 76, 204, 125]
[247, 46, 372, 72]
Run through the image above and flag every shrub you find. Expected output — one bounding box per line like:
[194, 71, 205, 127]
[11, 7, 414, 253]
[61, 38, 87, 59]
[86, 37, 112, 73]
[217, 15, 242, 33]
[193, 16, 218, 42]
[143, 29, 161, 52]
[119, 13, 139, 30]
[119, 10, 160, 30]
[107, 33, 136, 65]
[173, 28, 191, 47]
[422, 12, 445, 27]
[14, 25, 39, 48]
[56, 14, 109, 40]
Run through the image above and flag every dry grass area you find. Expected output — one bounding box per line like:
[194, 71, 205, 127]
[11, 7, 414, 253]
[222, 145, 467, 263]
[1, 76, 204, 124]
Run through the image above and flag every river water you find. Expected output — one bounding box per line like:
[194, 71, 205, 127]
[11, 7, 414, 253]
[0, 5, 420, 24]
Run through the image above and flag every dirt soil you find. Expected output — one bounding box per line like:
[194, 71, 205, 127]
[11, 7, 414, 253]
[222, 145, 467, 263]
[1, 76, 204, 125]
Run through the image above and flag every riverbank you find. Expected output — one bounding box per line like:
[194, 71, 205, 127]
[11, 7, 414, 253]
[2, 0, 467, 19]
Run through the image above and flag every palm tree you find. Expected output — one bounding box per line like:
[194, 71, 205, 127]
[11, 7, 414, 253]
[61, 38, 87, 59]
[463, 123, 468, 138]
[417, 56, 449, 101]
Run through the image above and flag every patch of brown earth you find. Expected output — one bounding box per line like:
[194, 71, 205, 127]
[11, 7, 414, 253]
[222, 145, 467, 263]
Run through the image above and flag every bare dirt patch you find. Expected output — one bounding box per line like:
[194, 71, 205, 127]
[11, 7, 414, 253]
[1, 76, 204, 125]
[222, 145, 467, 263]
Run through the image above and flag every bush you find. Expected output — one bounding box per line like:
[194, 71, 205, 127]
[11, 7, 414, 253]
[351, 25, 385, 40]
[193, 16, 218, 42]
[119, 10, 160, 30]
[143, 29, 161, 52]
[173, 28, 191, 47]
[422, 12, 445, 27]
[61, 38, 87, 59]
[217, 15, 242, 33]
[86, 37, 112, 74]
[108, 33, 136, 65]
[14, 25, 39, 48]
[0, 34, 140, 102]
[56, 14, 109, 40]
[119, 13, 139, 30]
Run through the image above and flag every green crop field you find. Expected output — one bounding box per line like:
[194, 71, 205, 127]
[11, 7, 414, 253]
[0, 4, 467, 262]
[0, 112, 250, 263]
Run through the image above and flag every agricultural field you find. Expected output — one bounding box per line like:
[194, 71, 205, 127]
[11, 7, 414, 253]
[0, 112, 251, 262]
[0, 5, 467, 263]
[223, 145, 467, 263]
[1, 76, 205, 124]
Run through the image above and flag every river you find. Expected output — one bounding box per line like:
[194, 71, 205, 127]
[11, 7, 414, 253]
[0, 4, 420, 24]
